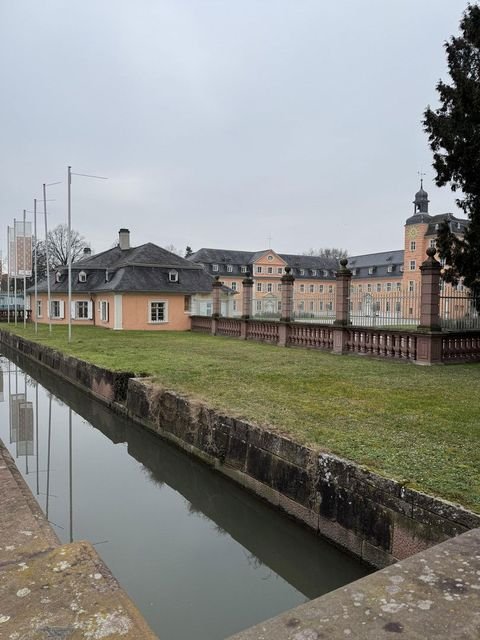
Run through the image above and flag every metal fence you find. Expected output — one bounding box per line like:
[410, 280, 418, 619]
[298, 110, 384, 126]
[348, 290, 420, 327]
[440, 290, 480, 330]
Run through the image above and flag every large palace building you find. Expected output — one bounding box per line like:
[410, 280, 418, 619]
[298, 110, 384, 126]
[189, 184, 468, 319]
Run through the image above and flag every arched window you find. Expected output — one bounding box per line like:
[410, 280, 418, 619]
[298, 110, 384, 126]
[79, 271, 87, 283]
[55, 271, 62, 283]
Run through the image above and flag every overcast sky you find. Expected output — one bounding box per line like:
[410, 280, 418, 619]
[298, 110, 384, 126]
[0, 0, 471, 258]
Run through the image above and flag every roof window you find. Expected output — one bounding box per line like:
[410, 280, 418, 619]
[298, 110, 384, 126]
[78, 271, 87, 283]
[169, 270, 179, 283]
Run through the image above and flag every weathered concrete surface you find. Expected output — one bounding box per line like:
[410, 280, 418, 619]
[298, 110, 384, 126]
[228, 527, 480, 640]
[0, 441, 158, 639]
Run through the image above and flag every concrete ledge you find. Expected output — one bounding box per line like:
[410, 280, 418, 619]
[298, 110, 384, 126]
[227, 527, 480, 639]
[0, 440, 157, 639]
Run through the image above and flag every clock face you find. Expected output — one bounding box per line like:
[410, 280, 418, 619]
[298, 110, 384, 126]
[408, 226, 418, 238]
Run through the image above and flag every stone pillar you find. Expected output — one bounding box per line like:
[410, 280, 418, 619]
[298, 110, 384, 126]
[334, 258, 352, 326]
[280, 266, 295, 322]
[211, 276, 223, 336]
[418, 248, 441, 331]
[415, 248, 443, 365]
[332, 258, 351, 354]
[242, 272, 254, 319]
[241, 271, 254, 340]
[212, 276, 222, 318]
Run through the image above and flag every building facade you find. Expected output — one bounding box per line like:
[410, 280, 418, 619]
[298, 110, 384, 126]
[29, 229, 231, 331]
[189, 184, 468, 323]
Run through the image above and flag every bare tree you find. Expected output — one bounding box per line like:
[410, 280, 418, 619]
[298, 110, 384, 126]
[46, 224, 89, 267]
[303, 247, 348, 259]
[164, 244, 182, 256]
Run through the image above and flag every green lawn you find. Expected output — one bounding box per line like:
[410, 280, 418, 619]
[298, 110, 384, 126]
[3, 324, 480, 512]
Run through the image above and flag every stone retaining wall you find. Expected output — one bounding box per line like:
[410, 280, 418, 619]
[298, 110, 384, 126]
[2, 330, 479, 569]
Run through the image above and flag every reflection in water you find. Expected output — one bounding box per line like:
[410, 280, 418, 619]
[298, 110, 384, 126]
[0, 349, 368, 640]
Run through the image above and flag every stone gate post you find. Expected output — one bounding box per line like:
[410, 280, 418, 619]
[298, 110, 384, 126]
[416, 247, 443, 364]
[332, 258, 352, 354]
[211, 276, 223, 335]
[279, 266, 295, 346]
[241, 271, 254, 339]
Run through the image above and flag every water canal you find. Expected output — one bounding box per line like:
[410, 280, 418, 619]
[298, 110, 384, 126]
[0, 349, 368, 640]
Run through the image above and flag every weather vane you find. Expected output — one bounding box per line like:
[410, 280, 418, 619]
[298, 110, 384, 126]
[417, 170, 426, 188]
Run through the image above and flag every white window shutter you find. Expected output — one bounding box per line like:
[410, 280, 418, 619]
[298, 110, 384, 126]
[105, 302, 109, 322]
[70, 302, 76, 320]
[87, 301, 93, 320]
[60, 300, 65, 319]
[47, 302, 50, 319]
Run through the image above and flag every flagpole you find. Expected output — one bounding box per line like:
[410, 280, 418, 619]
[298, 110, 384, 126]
[13, 219, 17, 327]
[7, 226, 10, 325]
[67, 166, 72, 343]
[34, 199, 38, 334]
[23, 210, 27, 329]
[43, 184, 52, 333]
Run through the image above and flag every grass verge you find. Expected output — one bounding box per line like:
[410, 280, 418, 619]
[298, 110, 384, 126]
[3, 324, 480, 512]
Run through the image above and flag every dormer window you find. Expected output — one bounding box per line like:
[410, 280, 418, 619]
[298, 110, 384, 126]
[79, 271, 87, 283]
[55, 271, 62, 283]
[368, 267, 376, 275]
[323, 270, 328, 277]
[105, 269, 109, 283]
[212, 264, 219, 272]
[241, 266, 247, 273]
[387, 265, 394, 273]
[299, 269, 305, 276]
[227, 265, 233, 273]
[311, 269, 317, 276]
[169, 270, 179, 283]
[351, 268, 357, 276]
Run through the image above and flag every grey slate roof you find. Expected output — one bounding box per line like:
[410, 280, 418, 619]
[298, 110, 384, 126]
[347, 250, 404, 279]
[189, 248, 338, 278]
[28, 243, 217, 295]
[424, 213, 468, 236]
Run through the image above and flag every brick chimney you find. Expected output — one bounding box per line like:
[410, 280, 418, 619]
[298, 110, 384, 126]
[83, 247, 92, 257]
[119, 228, 130, 250]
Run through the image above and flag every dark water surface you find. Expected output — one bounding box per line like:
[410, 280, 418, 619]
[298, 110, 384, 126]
[0, 349, 368, 640]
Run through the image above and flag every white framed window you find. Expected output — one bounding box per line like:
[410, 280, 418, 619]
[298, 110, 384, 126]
[327, 301, 333, 311]
[277, 301, 282, 311]
[213, 264, 219, 272]
[396, 282, 401, 292]
[410, 241, 416, 251]
[309, 284, 314, 293]
[328, 285, 333, 294]
[227, 265, 233, 273]
[387, 265, 394, 273]
[267, 266, 273, 274]
[50, 300, 65, 319]
[367, 284, 372, 292]
[149, 300, 168, 323]
[36, 300, 42, 318]
[299, 269, 305, 276]
[311, 269, 317, 276]
[300, 284, 305, 293]
[400, 265, 404, 272]
[231, 282, 237, 291]
[351, 268, 357, 276]
[256, 266, 262, 273]
[277, 267, 283, 274]
[256, 300, 262, 311]
[319, 285, 324, 293]
[241, 266, 248, 273]
[184, 296, 192, 313]
[408, 281, 415, 293]
[429, 239, 436, 249]
[298, 301, 304, 311]
[410, 260, 416, 271]
[169, 270, 179, 282]
[376, 283, 381, 292]
[309, 300, 314, 311]
[368, 267, 375, 275]
[99, 300, 109, 322]
[71, 300, 92, 320]
[78, 271, 87, 283]
[323, 270, 328, 277]
[386, 282, 392, 292]
[277, 283, 282, 292]
[232, 300, 237, 311]
[267, 283, 272, 293]
[256, 282, 262, 292]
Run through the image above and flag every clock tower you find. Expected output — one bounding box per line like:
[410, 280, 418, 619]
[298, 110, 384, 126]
[403, 181, 432, 292]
